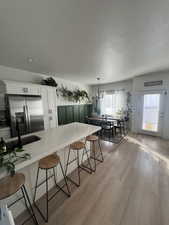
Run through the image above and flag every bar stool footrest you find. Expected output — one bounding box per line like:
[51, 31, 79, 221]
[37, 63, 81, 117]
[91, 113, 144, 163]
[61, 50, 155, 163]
[90, 156, 104, 163]
[66, 176, 80, 187]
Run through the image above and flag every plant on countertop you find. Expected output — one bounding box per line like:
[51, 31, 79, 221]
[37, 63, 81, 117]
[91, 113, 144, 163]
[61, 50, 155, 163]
[41, 77, 58, 87]
[0, 147, 31, 176]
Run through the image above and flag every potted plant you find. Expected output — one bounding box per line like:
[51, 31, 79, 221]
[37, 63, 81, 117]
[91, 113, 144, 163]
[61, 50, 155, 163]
[0, 147, 31, 176]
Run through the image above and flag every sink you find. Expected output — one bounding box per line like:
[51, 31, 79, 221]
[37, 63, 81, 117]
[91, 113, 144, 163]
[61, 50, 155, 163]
[6, 135, 41, 151]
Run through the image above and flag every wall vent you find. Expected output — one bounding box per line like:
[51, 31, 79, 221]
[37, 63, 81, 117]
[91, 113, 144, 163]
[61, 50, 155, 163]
[144, 80, 163, 87]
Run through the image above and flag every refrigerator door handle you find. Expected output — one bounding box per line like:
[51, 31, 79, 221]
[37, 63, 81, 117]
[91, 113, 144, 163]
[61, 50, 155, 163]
[23, 105, 28, 131]
[26, 105, 31, 133]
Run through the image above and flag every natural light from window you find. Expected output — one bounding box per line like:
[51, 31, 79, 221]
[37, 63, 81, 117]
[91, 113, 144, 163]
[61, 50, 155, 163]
[100, 91, 126, 116]
[142, 94, 160, 132]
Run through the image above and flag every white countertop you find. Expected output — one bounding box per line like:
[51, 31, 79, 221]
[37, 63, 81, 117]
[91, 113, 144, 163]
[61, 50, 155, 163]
[0, 122, 101, 179]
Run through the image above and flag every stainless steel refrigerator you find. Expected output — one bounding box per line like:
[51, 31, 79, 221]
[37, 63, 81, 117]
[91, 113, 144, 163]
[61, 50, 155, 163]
[7, 95, 44, 137]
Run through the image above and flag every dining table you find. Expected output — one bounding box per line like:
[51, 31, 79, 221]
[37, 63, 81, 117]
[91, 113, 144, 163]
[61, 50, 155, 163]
[86, 116, 125, 124]
[86, 115, 128, 137]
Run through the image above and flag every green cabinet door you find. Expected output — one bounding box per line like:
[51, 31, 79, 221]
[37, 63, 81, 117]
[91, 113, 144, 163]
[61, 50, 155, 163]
[58, 104, 93, 125]
[88, 104, 93, 117]
[66, 106, 74, 123]
[84, 105, 89, 123]
[73, 105, 80, 122]
[57, 106, 67, 125]
[79, 105, 85, 123]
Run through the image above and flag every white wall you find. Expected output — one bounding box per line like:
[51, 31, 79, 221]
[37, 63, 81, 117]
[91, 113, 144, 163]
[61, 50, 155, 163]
[133, 71, 169, 92]
[0, 65, 91, 106]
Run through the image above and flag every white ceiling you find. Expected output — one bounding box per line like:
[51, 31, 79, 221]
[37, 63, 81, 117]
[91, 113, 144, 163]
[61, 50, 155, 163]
[0, 0, 169, 85]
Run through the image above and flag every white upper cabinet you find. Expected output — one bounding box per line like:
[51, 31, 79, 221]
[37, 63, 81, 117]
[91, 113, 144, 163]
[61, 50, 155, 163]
[1, 80, 41, 95]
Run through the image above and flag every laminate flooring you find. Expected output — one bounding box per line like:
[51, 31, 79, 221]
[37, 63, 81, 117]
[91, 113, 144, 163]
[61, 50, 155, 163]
[18, 134, 169, 225]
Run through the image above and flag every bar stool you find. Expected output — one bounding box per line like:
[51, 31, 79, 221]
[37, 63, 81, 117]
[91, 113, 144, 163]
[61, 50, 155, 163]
[33, 153, 70, 222]
[65, 141, 93, 187]
[86, 135, 104, 172]
[0, 173, 38, 225]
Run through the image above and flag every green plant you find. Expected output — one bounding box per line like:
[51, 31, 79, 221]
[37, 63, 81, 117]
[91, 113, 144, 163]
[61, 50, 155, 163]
[126, 91, 132, 118]
[41, 77, 58, 87]
[59, 85, 74, 101]
[0, 147, 31, 176]
[73, 89, 89, 102]
[59, 86, 90, 102]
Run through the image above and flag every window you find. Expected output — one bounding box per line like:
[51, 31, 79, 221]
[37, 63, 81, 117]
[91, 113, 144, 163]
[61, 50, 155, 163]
[100, 90, 127, 116]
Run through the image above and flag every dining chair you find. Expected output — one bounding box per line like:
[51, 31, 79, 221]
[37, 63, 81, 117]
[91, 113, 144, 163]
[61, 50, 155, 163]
[101, 121, 114, 140]
[114, 120, 126, 136]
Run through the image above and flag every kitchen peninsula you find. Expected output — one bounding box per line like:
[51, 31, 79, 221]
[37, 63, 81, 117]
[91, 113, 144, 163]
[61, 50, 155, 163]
[0, 122, 101, 219]
[0, 122, 101, 179]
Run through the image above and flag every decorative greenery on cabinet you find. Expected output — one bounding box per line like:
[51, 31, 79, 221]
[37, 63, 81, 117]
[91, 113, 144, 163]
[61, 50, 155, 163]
[58, 104, 92, 125]
[41, 78, 90, 103]
[58, 85, 90, 103]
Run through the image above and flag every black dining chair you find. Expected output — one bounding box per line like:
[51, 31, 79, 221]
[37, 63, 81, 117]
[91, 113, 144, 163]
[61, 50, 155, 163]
[114, 120, 126, 136]
[101, 120, 114, 140]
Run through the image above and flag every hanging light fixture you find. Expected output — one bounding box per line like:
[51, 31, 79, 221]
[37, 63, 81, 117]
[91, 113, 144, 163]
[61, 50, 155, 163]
[92, 77, 102, 115]
[96, 77, 103, 100]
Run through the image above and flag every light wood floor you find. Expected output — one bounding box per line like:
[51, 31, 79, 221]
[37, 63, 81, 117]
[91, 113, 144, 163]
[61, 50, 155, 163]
[21, 134, 169, 225]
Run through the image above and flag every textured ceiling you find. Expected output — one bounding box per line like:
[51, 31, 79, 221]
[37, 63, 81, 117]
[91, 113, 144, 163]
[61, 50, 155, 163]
[0, 0, 169, 84]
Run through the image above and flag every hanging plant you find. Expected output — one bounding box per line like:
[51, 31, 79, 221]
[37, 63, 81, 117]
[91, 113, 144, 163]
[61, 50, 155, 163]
[80, 90, 90, 101]
[73, 89, 89, 102]
[59, 86, 90, 103]
[41, 77, 58, 87]
[59, 85, 74, 101]
[0, 147, 31, 176]
[73, 89, 82, 102]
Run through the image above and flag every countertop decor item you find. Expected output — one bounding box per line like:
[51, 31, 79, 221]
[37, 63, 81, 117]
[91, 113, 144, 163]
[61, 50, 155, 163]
[0, 147, 31, 176]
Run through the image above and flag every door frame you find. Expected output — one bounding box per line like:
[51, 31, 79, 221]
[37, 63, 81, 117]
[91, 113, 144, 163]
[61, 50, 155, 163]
[136, 89, 166, 137]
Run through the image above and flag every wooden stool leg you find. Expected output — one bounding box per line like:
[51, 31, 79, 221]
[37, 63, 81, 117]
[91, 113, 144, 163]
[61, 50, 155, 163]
[77, 151, 81, 186]
[52, 162, 71, 197]
[89, 139, 104, 172]
[59, 162, 71, 196]
[45, 169, 49, 222]
[93, 141, 97, 172]
[81, 147, 93, 173]
[53, 167, 58, 187]
[33, 167, 47, 222]
[34, 169, 49, 222]
[98, 139, 104, 162]
[33, 167, 40, 202]
[82, 146, 93, 173]
[65, 148, 71, 176]
[65, 149, 80, 187]
[21, 185, 39, 225]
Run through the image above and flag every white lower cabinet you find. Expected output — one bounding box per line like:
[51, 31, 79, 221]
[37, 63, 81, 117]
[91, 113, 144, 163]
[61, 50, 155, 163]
[0, 127, 10, 139]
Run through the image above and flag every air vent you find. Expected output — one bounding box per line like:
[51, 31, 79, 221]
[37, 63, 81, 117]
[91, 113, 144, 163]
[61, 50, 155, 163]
[144, 80, 163, 87]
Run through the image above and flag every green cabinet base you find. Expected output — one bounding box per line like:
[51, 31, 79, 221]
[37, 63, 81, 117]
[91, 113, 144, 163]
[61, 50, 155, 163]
[58, 104, 92, 125]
